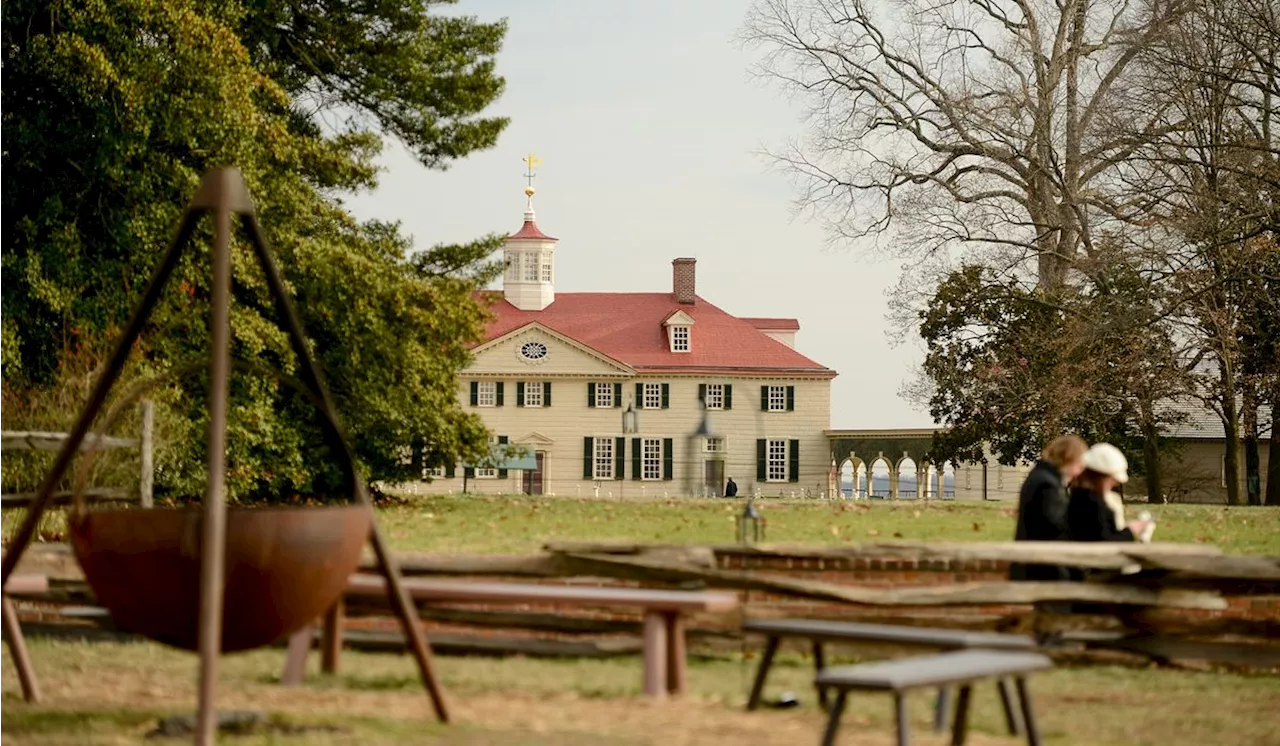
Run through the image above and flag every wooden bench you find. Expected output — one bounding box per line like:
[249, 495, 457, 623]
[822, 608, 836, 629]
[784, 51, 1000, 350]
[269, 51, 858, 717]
[281, 574, 739, 697]
[743, 618, 1035, 734]
[816, 649, 1052, 746]
[2, 573, 50, 703]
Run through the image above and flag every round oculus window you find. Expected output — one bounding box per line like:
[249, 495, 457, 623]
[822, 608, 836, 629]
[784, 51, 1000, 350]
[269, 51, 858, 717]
[519, 341, 548, 361]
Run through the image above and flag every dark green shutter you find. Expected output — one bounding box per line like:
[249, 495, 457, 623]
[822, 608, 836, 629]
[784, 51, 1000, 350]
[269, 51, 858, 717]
[662, 438, 674, 481]
[615, 437, 626, 480]
[583, 437, 594, 479]
[495, 382, 504, 407]
[587, 382, 596, 407]
[786, 386, 795, 411]
[757, 439, 767, 481]
[497, 435, 510, 479]
[614, 382, 623, 407]
[635, 382, 644, 407]
[544, 382, 552, 406]
[464, 466, 475, 478]
[698, 384, 707, 404]
[788, 439, 800, 483]
[470, 381, 479, 406]
[661, 383, 670, 409]
[760, 386, 769, 411]
[632, 438, 642, 480]
[516, 382, 526, 407]
[724, 384, 733, 410]
[446, 463, 456, 478]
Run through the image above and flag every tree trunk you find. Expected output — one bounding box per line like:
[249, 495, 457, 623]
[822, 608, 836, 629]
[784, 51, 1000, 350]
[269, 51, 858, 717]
[1267, 397, 1280, 506]
[1139, 402, 1164, 503]
[1243, 380, 1261, 505]
[1221, 360, 1244, 505]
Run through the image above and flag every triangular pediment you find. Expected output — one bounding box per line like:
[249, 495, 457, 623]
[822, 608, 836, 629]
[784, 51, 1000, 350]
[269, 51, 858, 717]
[515, 431, 555, 446]
[663, 310, 695, 326]
[468, 322, 634, 376]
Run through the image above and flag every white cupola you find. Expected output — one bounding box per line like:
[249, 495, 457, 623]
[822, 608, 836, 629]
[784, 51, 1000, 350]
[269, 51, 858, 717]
[503, 158, 557, 311]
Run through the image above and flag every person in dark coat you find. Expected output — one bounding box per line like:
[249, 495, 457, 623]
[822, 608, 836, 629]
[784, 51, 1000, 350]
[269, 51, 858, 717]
[724, 477, 739, 498]
[1067, 443, 1154, 544]
[1009, 434, 1088, 582]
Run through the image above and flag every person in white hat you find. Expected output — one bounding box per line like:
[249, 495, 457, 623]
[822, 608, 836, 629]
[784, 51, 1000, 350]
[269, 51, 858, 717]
[1066, 443, 1155, 543]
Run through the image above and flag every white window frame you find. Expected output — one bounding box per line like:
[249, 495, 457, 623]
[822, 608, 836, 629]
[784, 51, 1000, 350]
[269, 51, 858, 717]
[766, 439, 788, 482]
[426, 466, 446, 479]
[670, 325, 690, 352]
[477, 435, 502, 479]
[539, 252, 553, 282]
[595, 383, 614, 408]
[704, 436, 725, 454]
[593, 437, 614, 480]
[642, 382, 663, 410]
[476, 381, 497, 407]
[704, 383, 724, 410]
[524, 381, 544, 407]
[505, 255, 519, 281]
[642, 438, 663, 481]
[767, 385, 787, 412]
[522, 251, 539, 282]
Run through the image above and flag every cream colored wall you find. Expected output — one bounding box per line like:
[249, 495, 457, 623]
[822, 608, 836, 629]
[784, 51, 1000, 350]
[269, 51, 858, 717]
[424, 371, 833, 498]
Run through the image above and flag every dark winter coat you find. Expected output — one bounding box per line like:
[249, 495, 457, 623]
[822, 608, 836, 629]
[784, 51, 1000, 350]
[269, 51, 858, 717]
[1066, 487, 1136, 543]
[1009, 460, 1073, 582]
[724, 479, 739, 498]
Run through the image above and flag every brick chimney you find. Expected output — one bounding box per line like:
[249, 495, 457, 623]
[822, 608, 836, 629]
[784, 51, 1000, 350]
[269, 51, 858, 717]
[672, 258, 696, 305]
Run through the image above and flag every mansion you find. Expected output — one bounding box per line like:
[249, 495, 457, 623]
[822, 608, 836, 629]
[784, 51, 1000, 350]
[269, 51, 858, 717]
[421, 189, 837, 497]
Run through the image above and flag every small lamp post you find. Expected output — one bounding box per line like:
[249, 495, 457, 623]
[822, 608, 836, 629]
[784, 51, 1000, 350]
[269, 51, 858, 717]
[736, 498, 765, 544]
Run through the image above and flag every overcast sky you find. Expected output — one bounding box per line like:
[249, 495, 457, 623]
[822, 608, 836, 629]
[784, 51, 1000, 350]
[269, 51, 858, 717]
[343, 0, 934, 429]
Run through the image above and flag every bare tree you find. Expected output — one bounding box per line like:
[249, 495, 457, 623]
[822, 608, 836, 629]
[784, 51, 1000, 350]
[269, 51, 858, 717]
[742, 0, 1192, 289]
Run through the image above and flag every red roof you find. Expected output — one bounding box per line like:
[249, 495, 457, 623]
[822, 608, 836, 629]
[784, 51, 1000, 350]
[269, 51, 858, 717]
[508, 219, 557, 241]
[742, 317, 800, 331]
[476, 292, 834, 376]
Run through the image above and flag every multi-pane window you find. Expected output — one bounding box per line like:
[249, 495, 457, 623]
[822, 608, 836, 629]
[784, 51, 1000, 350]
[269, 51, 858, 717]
[505, 256, 519, 281]
[524, 381, 544, 407]
[704, 384, 724, 410]
[593, 438, 615, 480]
[540, 252, 553, 281]
[476, 381, 497, 407]
[595, 383, 614, 408]
[767, 385, 787, 412]
[671, 326, 690, 352]
[766, 439, 788, 482]
[705, 437, 725, 453]
[643, 383, 663, 409]
[642, 438, 663, 480]
[522, 252, 539, 281]
[427, 466, 446, 479]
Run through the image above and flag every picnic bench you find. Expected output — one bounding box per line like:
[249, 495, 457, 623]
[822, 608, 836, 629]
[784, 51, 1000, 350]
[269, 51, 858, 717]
[2, 573, 49, 703]
[816, 649, 1052, 746]
[281, 574, 739, 697]
[744, 618, 1036, 734]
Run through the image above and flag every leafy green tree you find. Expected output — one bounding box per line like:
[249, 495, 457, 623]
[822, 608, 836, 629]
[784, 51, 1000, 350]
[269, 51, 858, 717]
[2, 0, 507, 500]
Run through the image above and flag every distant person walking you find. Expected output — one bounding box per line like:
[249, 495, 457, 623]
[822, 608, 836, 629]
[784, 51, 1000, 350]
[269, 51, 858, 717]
[724, 477, 739, 498]
[1067, 444, 1155, 544]
[1009, 434, 1088, 582]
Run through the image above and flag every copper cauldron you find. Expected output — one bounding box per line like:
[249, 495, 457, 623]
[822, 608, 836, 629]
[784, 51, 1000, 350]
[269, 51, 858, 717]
[70, 504, 370, 653]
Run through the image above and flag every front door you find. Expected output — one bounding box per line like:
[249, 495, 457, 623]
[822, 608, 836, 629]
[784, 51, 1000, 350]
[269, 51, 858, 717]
[703, 459, 725, 497]
[522, 451, 546, 495]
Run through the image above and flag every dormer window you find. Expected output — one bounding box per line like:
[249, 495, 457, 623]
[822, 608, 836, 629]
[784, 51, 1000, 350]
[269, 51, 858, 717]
[663, 310, 696, 353]
[671, 326, 690, 352]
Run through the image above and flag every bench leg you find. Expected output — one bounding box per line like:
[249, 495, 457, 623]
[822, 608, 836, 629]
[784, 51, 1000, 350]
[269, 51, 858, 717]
[820, 690, 848, 746]
[746, 635, 780, 711]
[664, 612, 686, 695]
[281, 624, 313, 686]
[642, 611, 669, 698]
[813, 641, 829, 710]
[2, 596, 41, 703]
[998, 676, 1024, 735]
[1015, 677, 1042, 746]
[950, 685, 973, 746]
[933, 686, 952, 734]
[895, 692, 910, 746]
[321, 600, 344, 675]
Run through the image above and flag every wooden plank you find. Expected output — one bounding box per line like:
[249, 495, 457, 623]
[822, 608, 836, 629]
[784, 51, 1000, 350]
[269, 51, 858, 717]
[1, 489, 132, 509]
[357, 550, 562, 577]
[741, 618, 1035, 650]
[0, 431, 138, 452]
[815, 650, 1053, 691]
[556, 552, 1228, 609]
[1088, 635, 1280, 669]
[345, 574, 741, 613]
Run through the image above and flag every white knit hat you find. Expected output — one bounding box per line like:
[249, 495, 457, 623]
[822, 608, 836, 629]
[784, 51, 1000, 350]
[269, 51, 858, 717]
[1083, 443, 1129, 484]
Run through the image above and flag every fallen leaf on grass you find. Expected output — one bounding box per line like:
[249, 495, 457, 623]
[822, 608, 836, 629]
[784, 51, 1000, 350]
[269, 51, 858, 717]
[867, 529, 880, 537]
[912, 510, 921, 518]
[892, 532, 903, 538]
[830, 526, 841, 536]
[972, 522, 983, 532]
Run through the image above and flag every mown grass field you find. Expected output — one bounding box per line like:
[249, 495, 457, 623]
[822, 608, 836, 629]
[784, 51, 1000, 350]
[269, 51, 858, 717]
[3, 496, 1278, 745]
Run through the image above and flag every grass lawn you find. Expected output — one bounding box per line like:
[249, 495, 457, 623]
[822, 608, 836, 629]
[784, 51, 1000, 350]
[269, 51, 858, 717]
[373, 495, 1280, 554]
[3, 496, 1278, 744]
